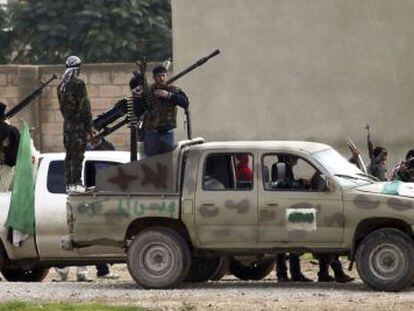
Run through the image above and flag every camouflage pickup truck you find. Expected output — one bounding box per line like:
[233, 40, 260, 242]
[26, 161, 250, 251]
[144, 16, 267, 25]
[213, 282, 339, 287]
[67, 138, 414, 291]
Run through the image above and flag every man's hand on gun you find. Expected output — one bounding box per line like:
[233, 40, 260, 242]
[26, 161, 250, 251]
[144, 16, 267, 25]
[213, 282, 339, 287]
[153, 89, 170, 99]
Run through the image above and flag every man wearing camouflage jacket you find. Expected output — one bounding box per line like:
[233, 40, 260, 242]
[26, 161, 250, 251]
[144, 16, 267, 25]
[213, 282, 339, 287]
[57, 56, 92, 192]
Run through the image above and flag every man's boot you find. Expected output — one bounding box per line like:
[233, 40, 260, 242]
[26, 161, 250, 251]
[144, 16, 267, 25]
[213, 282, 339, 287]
[276, 254, 290, 282]
[318, 256, 334, 282]
[331, 257, 354, 283]
[290, 254, 313, 282]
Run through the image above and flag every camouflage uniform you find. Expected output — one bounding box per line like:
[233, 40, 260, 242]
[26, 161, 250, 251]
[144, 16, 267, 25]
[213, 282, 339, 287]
[143, 84, 188, 156]
[57, 76, 92, 186]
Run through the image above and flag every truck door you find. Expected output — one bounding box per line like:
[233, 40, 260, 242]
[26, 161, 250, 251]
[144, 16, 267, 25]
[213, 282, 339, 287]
[258, 152, 344, 246]
[35, 159, 73, 257]
[194, 152, 258, 246]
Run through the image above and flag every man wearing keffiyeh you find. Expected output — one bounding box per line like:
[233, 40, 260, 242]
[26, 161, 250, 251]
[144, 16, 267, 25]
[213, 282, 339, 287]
[57, 56, 92, 192]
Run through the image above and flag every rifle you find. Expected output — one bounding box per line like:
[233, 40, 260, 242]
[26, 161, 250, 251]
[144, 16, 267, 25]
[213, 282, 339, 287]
[3, 74, 57, 120]
[365, 124, 374, 161]
[346, 139, 367, 174]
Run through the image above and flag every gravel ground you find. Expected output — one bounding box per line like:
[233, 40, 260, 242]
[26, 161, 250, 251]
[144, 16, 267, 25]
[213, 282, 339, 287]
[1, 261, 414, 310]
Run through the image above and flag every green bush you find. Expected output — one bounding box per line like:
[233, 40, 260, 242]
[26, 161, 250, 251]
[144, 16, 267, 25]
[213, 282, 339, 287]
[0, 4, 12, 64]
[2, 0, 171, 64]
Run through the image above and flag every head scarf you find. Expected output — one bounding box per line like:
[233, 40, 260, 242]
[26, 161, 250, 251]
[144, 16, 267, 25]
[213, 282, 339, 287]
[59, 67, 79, 93]
[59, 55, 81, 93]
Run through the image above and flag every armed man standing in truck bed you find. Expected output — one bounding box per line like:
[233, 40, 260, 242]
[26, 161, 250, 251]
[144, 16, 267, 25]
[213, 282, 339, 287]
[143, 65, 189, 156]
[57, 56, 92, 192]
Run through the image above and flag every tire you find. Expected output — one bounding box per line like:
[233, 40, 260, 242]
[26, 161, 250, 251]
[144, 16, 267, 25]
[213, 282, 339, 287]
[229, 257, 275, 281]
[210, 257, 229, 281]
[185, 257, 225, 282]
[2, 266, 49, 282]
[127, 227, 191, 289]
[355, 228, 414, 292]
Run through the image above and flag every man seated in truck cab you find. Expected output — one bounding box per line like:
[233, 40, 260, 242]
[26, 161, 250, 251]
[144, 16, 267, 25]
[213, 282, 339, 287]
[235, 153, 253, 190]
[203, 153, 254, 191]
[236, 154, 252, 181]
[270, 154, 320, 191]
[203, 154, 228, 190]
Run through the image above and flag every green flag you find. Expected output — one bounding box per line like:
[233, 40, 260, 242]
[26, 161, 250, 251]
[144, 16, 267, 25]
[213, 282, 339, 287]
[6, 121, 35, 235]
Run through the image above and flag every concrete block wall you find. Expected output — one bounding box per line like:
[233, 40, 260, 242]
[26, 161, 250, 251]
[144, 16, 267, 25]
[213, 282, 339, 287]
[0, 63, 160, 153]
[0, 66, 41, 145]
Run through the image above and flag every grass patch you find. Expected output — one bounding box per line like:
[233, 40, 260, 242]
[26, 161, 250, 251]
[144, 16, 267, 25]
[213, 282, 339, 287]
[0, 302, 145, 311]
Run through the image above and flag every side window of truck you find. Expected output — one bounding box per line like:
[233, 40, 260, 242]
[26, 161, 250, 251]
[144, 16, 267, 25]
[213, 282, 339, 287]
[84, 161, 122, 188]
[262, 153, 323, 192]
[203, 153, 254, 191]
[47, 160, 66, 194]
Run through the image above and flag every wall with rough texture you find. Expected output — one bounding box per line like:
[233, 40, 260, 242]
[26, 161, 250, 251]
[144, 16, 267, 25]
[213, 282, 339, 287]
[0, 66, 41, 146]
[172, 0, 414, 169]
[0, 63, 158, 153]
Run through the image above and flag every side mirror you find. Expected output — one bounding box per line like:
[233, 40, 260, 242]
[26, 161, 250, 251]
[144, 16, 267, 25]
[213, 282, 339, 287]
[311, 173, 329, 192]
[324, 175, 338, 192]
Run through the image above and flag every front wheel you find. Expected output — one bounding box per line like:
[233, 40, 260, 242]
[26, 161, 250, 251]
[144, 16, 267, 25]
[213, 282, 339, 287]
[127, 227, 191, 289]
[2, 266, 49, 282]
[356, 228, 414, 292]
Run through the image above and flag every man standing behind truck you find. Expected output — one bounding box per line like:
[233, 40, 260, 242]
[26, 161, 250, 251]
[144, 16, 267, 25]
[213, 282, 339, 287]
[57, 56, 93, 192]
[143, 65, 189, 156]
[0, 102, 19, 192]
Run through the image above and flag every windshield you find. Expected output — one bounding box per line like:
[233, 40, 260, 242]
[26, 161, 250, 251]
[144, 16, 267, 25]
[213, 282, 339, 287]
[313, 148, 372, 187]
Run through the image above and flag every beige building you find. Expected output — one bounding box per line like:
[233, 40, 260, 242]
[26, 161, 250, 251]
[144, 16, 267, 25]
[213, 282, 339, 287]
[171, 0, 414, 167]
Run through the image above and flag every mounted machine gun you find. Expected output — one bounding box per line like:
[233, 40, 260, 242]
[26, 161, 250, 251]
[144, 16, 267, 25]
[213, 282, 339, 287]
[2, 74, 58, 121]
[92, 49, 221, 161]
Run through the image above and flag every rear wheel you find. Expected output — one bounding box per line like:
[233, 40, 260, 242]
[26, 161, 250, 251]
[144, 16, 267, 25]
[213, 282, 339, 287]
[127, 227, 191, 289]
[229, 257, 275, 281]
[2, 266, 49, 282]
[356, 228, 414, 292]
[210, 257, 229, 281]
[185, 257, 225, 282]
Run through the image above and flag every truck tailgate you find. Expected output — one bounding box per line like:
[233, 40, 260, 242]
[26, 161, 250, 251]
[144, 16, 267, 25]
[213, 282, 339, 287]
[68, 193, 181, 248]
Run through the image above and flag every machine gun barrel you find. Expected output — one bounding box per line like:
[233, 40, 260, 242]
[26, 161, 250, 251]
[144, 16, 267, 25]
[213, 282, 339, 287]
[93, 98, 129, 131]
[93, 118, 129, 142]
[167, 49, 220, 140]
[3, 74, 57, 120]
[167, 49, 220, 85]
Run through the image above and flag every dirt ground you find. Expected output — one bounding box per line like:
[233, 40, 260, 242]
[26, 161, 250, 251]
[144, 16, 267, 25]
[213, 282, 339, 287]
[2, 258, 414, 310]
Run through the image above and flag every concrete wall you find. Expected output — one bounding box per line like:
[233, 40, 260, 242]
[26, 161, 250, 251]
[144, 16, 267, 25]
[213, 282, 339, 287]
[0, 63, 159, 153]
[172, 0, 414, 168]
